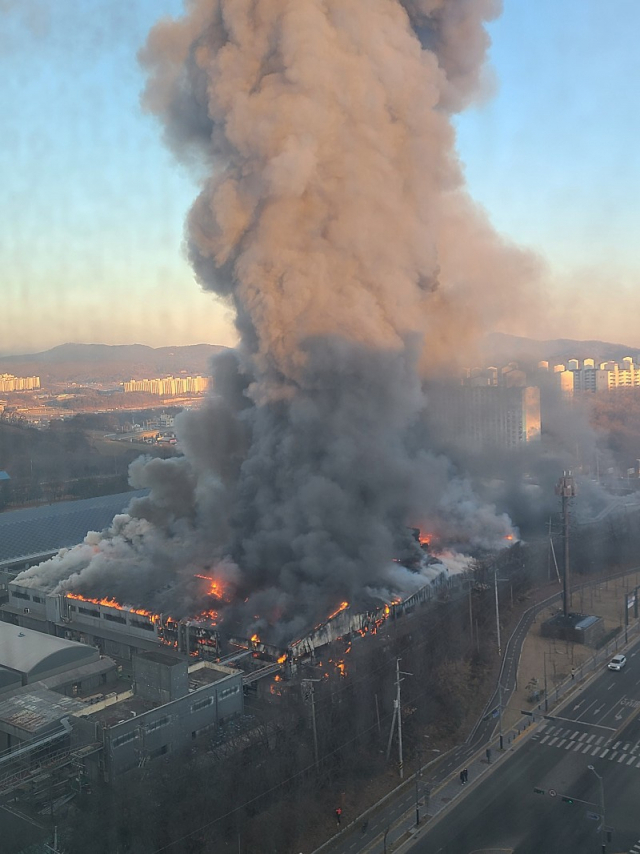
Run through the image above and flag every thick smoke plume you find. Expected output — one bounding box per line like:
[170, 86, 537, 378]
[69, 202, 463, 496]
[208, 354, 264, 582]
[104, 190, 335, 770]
[18, 0, 539, 642]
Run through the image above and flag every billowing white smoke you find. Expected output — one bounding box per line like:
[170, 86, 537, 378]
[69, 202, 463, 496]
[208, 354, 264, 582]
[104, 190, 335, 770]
[18, 0, 537, 642]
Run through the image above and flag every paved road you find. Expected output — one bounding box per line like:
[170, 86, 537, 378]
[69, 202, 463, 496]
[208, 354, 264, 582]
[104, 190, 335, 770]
[411, 638, 640, 854]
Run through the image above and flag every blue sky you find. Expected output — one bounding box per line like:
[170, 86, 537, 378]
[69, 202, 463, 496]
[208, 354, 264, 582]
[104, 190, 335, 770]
[1, 0, 639, 355]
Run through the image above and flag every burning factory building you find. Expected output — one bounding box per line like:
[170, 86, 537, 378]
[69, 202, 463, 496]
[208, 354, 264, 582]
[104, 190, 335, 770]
[2, 528, 459, 669]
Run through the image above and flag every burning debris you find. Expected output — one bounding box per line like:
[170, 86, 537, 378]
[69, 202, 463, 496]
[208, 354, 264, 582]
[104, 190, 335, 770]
[16, 0, 533, 645]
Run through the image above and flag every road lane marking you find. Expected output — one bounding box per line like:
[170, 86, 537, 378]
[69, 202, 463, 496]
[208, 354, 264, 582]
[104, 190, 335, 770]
[570, 730, 580, 739]
[587, 734, 596, 743]
[628, 755, 636, 765]
[600, 749, 609, 757]
[582, 744, 592, 753]
[540, 735, 550, 743]
[578, 733, 588, 741]
[578, 699, 598, 719]
[548, 737, 558, 745]
[556, 739, 566, 747]
[591, 747, 601, 756]
[572, 742, 583, 751]
[617, 753, 627, 762]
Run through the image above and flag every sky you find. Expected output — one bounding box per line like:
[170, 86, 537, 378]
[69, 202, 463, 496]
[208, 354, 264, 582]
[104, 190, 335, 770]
[1, 0, 639, 356]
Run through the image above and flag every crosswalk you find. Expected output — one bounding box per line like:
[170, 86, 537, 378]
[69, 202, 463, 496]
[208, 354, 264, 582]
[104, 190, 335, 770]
[533, 723, 640, 766]
[630, 840, 640, 854]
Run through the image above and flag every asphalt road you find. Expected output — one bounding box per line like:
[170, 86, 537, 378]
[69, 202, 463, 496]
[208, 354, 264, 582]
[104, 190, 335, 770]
[413, 640, 640, 854]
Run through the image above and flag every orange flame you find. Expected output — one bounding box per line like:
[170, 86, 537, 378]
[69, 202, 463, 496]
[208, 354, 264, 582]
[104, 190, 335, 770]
[194, 574, 227, 600]
[251, 633, 260, 643]
[327, 601, 349, 621]
[277, 653, 287, 664]
[65, 592, 158, 620]
[418, 530, 432, 545]
[194, 609, 219, 624]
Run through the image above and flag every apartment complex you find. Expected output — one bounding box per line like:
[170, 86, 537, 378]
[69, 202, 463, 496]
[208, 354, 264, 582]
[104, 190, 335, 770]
[0, 374, 40, 392]
[539, 355, 640, 394]
[123, 375, 210, 396]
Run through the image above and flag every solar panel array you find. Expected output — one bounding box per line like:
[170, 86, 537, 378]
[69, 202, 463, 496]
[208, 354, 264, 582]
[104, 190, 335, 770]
[0, 491, 148, 563]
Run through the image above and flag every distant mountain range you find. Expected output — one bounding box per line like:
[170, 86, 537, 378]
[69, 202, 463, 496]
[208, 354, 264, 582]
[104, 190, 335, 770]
[481, 333, 640, 371]
[0, 337, 638, 386]
[0, 343, 226, 384]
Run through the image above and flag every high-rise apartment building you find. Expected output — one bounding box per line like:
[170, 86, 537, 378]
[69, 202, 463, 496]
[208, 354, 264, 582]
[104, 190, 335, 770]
[123, 376, 211, 396]
[429, 384, 541, 451]
[0, 374, 40, 392]
[547, 356, 640, 394]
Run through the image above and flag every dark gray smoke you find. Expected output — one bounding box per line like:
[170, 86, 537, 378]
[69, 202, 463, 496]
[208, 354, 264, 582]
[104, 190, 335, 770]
[17, 0, 539, 642]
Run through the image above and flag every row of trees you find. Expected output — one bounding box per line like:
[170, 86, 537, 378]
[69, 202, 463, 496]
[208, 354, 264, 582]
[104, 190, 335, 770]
[0, 417, 177, 510]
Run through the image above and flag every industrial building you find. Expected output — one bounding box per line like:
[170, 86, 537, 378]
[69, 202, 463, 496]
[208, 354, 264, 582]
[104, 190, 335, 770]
[72, 655, 243, 779]
[0, 622, 107, 699]
[0, 580, 221, 664]
[0, 491, 465, 803]
[0, 650, 243, 790]
[0, 491, 245, 796]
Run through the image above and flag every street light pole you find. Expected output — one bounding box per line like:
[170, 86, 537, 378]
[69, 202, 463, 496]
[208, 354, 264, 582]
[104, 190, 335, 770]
[494, 567, 502, 657]
[497, 679, 504, 750]
[588, 765, 606, 854]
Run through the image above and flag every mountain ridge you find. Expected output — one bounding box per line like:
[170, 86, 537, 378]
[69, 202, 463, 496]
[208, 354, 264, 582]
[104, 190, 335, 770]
[0, 343, 227, 384]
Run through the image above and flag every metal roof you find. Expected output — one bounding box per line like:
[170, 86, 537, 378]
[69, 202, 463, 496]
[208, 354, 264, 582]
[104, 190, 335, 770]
[0, 623, 98, 678]
[0, 490, 148, 564]
[0, 685, 86, 735]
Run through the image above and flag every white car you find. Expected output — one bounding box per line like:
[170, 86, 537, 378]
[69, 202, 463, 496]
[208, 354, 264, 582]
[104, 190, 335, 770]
[608, 654, 627, 671]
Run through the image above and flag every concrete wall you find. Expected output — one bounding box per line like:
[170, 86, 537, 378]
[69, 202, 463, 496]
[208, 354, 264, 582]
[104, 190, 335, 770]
[98, 670, 243, 778]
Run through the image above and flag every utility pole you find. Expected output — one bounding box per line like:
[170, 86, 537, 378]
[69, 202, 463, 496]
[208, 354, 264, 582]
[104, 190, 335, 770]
[555, 472, 577, 618]
[385, 658, 411, 778]
[494, 567, 502, 656]
[414, 743, 422, 825]
[302, 679, 320, 769]
[497, 679, 504, 750]
[396, 658, 404, 779]
[588, 765, 606, 853]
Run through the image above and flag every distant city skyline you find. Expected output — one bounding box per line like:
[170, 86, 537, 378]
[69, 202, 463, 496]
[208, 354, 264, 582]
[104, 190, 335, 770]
[2, 0, 639, 355]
